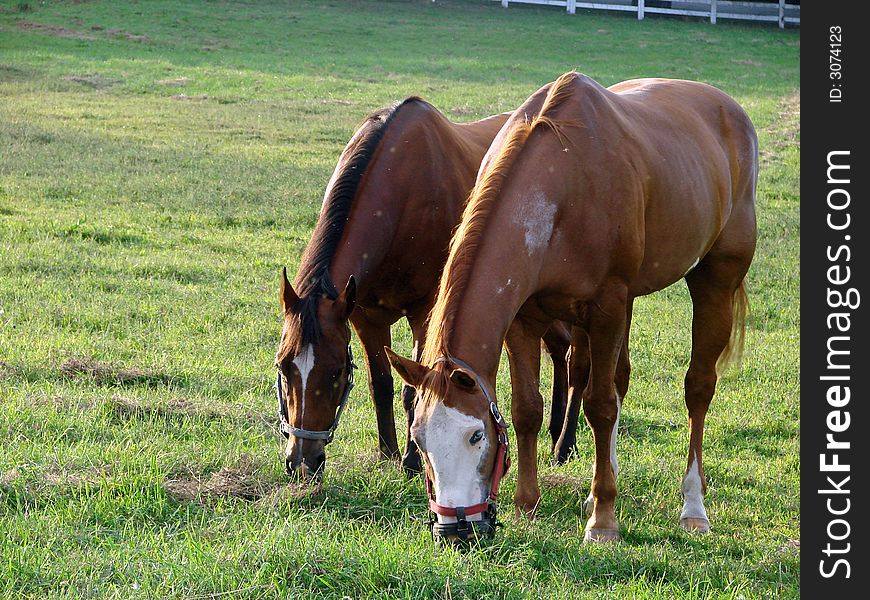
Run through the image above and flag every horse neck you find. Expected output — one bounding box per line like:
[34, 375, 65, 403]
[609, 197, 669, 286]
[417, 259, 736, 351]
[432, 250, 541, 383]
[329, 106, 495, 299]
[451, 112, 511, 153]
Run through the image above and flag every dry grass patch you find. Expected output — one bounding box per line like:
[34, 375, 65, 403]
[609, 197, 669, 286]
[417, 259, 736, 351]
[17, 21, 95, 40]
[59, 356, 147, 384]
[164, 455, 291, 503]
[62, 74, 120, 89]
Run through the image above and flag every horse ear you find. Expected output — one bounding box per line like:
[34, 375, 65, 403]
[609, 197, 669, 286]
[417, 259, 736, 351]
[280, 267, 298, 312]
[385, 347, 428, 388]
[449, 368, 477, 390]
[338, 275, 356, 317]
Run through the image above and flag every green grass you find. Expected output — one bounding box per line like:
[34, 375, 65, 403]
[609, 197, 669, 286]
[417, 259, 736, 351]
[0, 1, 799, 597]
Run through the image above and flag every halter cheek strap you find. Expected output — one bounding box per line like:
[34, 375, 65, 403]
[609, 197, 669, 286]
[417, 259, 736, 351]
[426, 356, 511, 539]
[276, 344, 356, 444]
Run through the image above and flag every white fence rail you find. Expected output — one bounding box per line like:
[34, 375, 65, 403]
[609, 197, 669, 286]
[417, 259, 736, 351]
[496, 0, 800, 28]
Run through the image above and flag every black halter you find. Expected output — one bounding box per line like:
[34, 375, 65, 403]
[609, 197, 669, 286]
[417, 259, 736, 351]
[426, 356, 510, 543]
[276, 344, 356, 444]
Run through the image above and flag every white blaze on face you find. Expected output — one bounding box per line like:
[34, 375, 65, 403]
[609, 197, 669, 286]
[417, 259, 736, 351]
[512, 187, 557, 256]
[290, 344, 316, 454]
[680, 451, 709, 522]
[420, 403, 489, 524]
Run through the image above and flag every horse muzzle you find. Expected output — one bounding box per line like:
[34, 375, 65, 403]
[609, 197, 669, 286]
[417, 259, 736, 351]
[285, 451, 326, 481]
[430, 504, 499, 546]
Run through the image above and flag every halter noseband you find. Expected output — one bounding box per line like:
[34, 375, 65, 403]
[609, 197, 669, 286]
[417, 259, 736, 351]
[426, 356, 510, 542]
[276, 344, 356, 444]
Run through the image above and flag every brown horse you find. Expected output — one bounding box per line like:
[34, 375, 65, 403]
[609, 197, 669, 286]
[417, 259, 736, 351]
[387, 71, 757, 543]
[276, 97, 571, 479]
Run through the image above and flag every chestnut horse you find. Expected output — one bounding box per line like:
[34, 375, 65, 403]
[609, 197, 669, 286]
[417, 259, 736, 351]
[387, 72, 757, 543]
[276, 97, 571, 479]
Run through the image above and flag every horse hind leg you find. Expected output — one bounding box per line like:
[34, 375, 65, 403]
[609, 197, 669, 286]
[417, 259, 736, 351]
[542, 322, 570, 459]
[554, 327, 589, 465]
[681, 255, 751, 533]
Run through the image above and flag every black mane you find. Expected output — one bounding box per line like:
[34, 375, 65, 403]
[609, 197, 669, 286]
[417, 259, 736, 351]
[280, 96, 424, 359]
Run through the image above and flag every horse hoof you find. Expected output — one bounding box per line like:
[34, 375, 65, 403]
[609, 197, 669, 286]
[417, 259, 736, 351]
[552, 444, 574, 465]
[584, 528, 620, 543]
[401, 454, 422, 477]
[680, 517, 711, 533]
[581, 496, 593, 517]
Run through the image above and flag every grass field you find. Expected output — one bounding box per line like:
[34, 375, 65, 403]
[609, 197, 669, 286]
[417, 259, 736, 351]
[0, 1, 799, 597]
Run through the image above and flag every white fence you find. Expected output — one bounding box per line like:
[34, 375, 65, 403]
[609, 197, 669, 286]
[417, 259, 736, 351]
[496, 0, 800, 28]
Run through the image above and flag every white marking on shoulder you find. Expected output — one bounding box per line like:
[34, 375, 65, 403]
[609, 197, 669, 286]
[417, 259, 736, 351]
[513, 187, 557, 256]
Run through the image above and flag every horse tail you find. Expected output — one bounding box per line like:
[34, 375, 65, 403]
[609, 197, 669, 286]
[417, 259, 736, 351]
[716, 279, 749, 377]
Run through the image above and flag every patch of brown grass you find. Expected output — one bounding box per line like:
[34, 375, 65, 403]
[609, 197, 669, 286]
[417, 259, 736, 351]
[157, 77, 193, 87]
[164, 455, 290, 503]
[59, 357, 146, 384]
[0, 360, 15, 380]
[103, 28, 149, 43]
[43, 463, 113, 487]
[17, 21, 95, 39]
[17, 20, 149, 43]
[1, 469, 21, 486]
[171, 94, 209, 102]
[62, 74, 119, 89]
[541, 474, 586, 493]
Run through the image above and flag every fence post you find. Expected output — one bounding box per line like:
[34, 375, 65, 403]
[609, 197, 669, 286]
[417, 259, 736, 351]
[710, 0, 717, 25]
[567, 0, 576, 14]
[638, 0, 645, 20]
[778, 0, 785, 28]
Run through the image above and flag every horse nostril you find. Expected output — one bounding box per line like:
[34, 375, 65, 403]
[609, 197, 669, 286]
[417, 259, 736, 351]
[285, 456, 295, 475]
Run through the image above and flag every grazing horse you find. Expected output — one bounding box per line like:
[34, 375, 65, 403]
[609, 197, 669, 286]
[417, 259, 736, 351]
[387, 71, 757, 543]
[276, 97, 571, 479]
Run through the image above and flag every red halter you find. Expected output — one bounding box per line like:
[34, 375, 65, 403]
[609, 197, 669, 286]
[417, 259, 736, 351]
[426, 357, 511, 539]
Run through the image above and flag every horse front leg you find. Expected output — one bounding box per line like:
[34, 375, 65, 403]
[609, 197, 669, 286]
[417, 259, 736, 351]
[505, 318, 547, 517]
[351, 315, 400, 461]
[583, 300, 632, 516]
[582, 284, 628, 543]
[399, 310, 431, 475]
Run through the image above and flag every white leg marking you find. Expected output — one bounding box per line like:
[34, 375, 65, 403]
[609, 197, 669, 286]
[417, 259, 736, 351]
[292, 344, 316, 454]
[421, 404, 488, 524]
[585, 396, 621, 516]
[610, 397, 621, 478]
[680, 452, 709, 522]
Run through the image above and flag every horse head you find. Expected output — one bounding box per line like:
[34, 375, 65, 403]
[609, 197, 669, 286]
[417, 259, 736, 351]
[386, 348, 510, 544]
[276, 267, 356, 481]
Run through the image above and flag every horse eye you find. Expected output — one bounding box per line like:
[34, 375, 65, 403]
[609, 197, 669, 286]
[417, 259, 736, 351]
[469, 430, 484, 445]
